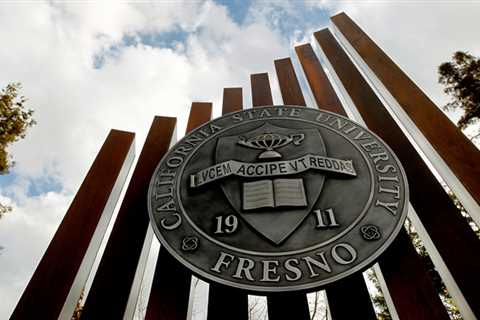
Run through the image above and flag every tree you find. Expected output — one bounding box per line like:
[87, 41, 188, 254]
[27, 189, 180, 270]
[0, 82, 35, 217]
[438, 51, 480, 140]
[308, 291, 328, 320]
[71, 289, 84, 320]
[403, 217, 462, 319]
[365, 268, 391, 320]
[367, 217, 463, 319]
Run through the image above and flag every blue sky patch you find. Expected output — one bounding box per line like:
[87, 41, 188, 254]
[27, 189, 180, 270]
[92, 1, 334, 70]
[93, 29, 190, 69]
[26, 176, 63, 197]
[126, 29, 190, 50]
[215, 0, 252, 25]
[0, 172, 17, 190]
[93, 42, 123, 69]
[0, 170, 63, 199]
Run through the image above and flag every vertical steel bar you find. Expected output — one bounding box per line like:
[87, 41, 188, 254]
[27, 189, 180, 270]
[330, 21, 479, 317]
[251, 73, 274, 107]
[145, 248, 192, 320]
[250, 71, 310, 320]
[275, 58, 307, 106]
[145, 102, 212, 320]
[222, 88, 243, 115]
[11, 130, 135, 320]
[293, 46, 378, 319]
[81, 117, 176, 319]
[314, 29, 457, 319]
[185, 102, 213, 133]
[207, 90, 249, 320]
[295, 44, 346, 114]
[331, 13, 480, 225]
[378, 231, 451, 320]
[267, 294, 310, 320]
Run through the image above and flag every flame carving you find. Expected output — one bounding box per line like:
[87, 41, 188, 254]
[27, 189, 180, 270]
[238, 132, 304, 159]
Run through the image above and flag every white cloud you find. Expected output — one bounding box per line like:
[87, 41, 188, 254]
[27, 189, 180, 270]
[333, 2, 480, 108]
[0, 190, 71, 316]
[0, 1, 292, 316]
[1, 0, 479, 318]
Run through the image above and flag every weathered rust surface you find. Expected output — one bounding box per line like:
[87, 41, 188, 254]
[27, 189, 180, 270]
[294, 46, 377, 320]
[295, 44, 346, 115]
[249, 72, 309, 319]
[379, 230, 451, 319]
[81, 117, 176, 320]
[315, 28, 468, 319]
[332, 12, 480, 205]
[11, 130, 135, 320]
[145, 103, 212, 320]
[145, 249, 192, 320]
[222, 88, 243, 115]
[251, 73, 274, 107]
[325, 274, 377, 320]
[274, 58, 306, 106]
[208, 285, 249, 320]
[208, 92, 249, 320]
[267, 293, 310, 320]
[186, 102, 213, 133]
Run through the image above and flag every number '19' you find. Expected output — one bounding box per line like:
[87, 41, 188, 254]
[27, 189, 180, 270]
[214, 215, 238, 234]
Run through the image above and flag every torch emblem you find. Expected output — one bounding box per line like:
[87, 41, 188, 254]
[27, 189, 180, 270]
[237, 132, 304, 159]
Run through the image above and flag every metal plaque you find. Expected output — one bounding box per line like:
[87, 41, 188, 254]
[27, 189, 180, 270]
[148, 106, 408, 292]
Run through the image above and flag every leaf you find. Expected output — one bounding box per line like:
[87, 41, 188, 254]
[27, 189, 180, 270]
[0, 82, 36, 175]
[438, 51, 480, 136]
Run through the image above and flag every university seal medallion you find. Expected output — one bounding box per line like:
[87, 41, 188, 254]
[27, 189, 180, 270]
[148, 106, 408, 292]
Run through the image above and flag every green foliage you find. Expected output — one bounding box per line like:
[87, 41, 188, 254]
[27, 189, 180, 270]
[368, 212, 469, 319]
[71, 289, 84, 320]
[438, 51, 480, 136]
[0, 82, 36, 174]
[404, 218, 462, 319]
[447, 189, 480, 238]
[366, 268, 391, 320]
[0, 203, 11, 219]
[0, 82, 35, 218]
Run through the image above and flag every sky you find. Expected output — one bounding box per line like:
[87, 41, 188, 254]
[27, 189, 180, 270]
[1, 1, 479, 318]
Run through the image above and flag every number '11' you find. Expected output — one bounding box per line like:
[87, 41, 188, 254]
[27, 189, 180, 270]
[314, 208, 339, 228]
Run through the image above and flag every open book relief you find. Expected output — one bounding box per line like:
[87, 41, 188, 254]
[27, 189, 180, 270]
[242, 178, 307, 210]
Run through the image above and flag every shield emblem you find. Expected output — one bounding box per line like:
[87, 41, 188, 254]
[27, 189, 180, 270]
[215, 122, 326, 245]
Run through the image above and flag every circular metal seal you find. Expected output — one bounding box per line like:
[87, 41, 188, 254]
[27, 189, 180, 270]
[148, 106, 408, 292]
